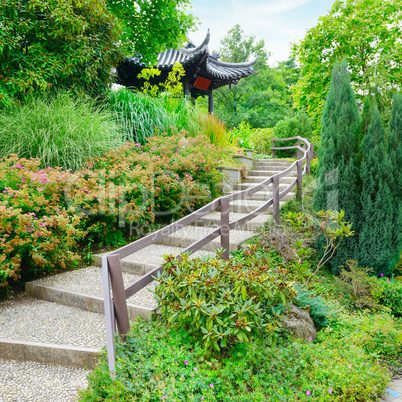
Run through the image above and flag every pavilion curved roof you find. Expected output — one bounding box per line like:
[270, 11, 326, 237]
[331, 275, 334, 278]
[127, 32, 211, 70]
[116, 31, 257, 94]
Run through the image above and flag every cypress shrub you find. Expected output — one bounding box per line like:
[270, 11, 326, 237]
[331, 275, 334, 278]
[313, 61, 361, 272]
[314, 66, 402, 275]
[358, 106, 399, 275]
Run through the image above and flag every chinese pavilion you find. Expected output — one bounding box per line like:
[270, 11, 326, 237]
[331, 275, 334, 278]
[116, 31, 257, 113]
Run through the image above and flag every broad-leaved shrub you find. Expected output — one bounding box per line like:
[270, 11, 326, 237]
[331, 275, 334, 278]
[154, 247, 296, 352]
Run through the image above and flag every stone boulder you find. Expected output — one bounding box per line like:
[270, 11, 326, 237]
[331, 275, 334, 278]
[282, 304, 317, 341]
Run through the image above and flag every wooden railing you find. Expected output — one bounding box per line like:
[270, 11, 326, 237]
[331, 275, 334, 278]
[102, 136, 313, 374]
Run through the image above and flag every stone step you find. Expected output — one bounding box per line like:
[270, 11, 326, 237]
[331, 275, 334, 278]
[244, 175, 296, 183]
[0, 358, 90, 401]
[229, 199, 286, 214]
[93, 244, 213, 275]
[253, 158, 293, 165]
[191, 211, 269, 231]
[245, 190, 295, 201]
[252, 165, 288, 171]
[248, 169, 296, 177]
[0, 296, 104, 368]
[156, 225, 255, 252]
[26, 266, 157, 318]
[235, 181, 294, 191]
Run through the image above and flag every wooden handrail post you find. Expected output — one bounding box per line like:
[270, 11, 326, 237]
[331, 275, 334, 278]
[272, 176, 280, 223]
[102, 256, 116, 378]
[220, 197, 230, 260]
[309, 143, 314, 167]
[296, 160, 303, 200]
[272, 139, 276, 158]
[107, 255, 130, 341]
[297, 139, 302, 159]
[306, 143, 311, 174]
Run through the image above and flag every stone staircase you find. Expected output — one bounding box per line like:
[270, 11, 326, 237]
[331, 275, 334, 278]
[0, 158, 295, 400]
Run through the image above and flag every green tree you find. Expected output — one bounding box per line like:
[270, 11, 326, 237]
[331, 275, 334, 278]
[0, 0, 195, 107]
[106, 0, 195, 64]
[213, 25, 293, 129]
[313, 61, 361, 273]
[292, 0, 402, 132]
[387, 93, 402, 269]
[358, 106, 400, 275]
[0, 0, 123, 106]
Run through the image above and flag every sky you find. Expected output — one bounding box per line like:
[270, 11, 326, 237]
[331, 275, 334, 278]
[187, 0, 335, 65]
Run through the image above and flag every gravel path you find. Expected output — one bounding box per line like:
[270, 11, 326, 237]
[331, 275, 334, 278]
[121, 243, 215, 266]
[0, 296, 106, 348]
[0, 358, 89, 402]
[33, 266, 158, 309]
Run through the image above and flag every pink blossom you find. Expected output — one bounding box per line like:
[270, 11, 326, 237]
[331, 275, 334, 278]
[306, 390, 311, 396]
[209, 384, 214, 388]
[329, 389, 333, 394]
[184, 361, 189, 365]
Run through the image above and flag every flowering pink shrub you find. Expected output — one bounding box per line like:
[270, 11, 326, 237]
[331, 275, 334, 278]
[0, 133, 223, 291]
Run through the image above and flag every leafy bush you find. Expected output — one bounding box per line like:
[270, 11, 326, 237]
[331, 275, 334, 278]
[154, 247, 296, 352]
[336, 260, 383, 310]
[81, 318, 390, 401]
[0, 0, 122, 107]
[310, 157, 318, 176]
[273, 111, 313, 157]
[0, 94, 123, 171]
[329, 312, 402, 359]
[228, 122, 254, 149]
[249, 127, 275, 154]
[379, 277, 402, 316]
[0, 133, 224, 292]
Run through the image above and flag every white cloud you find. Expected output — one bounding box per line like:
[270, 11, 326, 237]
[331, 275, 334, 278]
[231, 0, 313, 17]
[189, 0, 333, 63]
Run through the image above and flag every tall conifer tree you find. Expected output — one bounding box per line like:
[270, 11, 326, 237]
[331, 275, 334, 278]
[358, 106, 399, 275]
[387, 93, 402, 269]
[313, 61, 361, 272]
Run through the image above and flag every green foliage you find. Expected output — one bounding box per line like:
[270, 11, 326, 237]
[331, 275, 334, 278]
[154, 247, 296, 352]
[292, 0, 402, 132]
[137, 62, 185, 98]
[212, 25, 295, 129]
[273, 111, 313, 157]
[81, 318, 390, 401]
[310, 158, 318, 176]
[285, 209, 354, 287]
[229, 122, 274, 153]
[329, 312, 402, 359]
[0, 94, 123, 171]
[0, 0, 123, 107]
[336, 260, 383, 310]
[0, 133, 224, 292]
[379, 278, 402, 317]
[109, 89, 234, 148]
[295, 287, 338, 328]
[106, 0, 195, 65]
[313, 61, 361, 274]
[358, 105, 401, 275]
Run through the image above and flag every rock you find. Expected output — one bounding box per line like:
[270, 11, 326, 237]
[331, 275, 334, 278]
[282, 304, 317, 341]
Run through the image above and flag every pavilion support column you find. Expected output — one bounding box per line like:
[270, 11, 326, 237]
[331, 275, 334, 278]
[184, 75, 190, 98]
[208, 90, 214, 114]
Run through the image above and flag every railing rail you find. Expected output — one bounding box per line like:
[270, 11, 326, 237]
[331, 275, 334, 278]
[102, 136, 313, 374]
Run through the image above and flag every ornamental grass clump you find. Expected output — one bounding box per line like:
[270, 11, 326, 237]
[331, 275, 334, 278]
[154, 246, 296, 352]
[0, 94, 123, 171]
